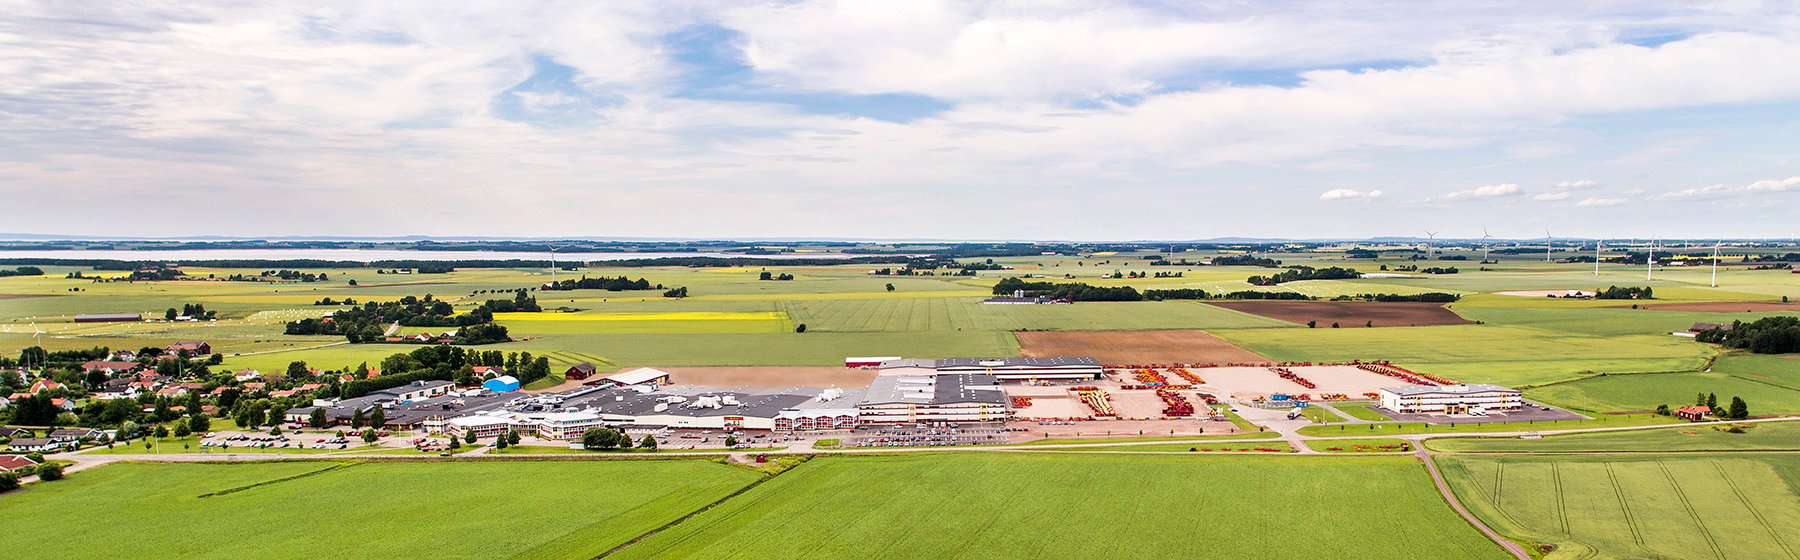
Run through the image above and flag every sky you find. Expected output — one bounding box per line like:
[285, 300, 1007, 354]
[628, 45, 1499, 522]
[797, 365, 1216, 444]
[3, 0, 1799, 241]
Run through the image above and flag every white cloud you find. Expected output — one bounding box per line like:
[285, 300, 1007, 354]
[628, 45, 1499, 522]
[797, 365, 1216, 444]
[1553, 179, 1601, 190]
[1576, 197, 1626, 207]
[1, 3, 1799, 238]
[1443, 183, 1523, 200]
[1532, 191, 1572, 201]
[1320, 188, 1384, 201]
[1746, 176, 1800, 192]
[1649, 176, 1799, 200]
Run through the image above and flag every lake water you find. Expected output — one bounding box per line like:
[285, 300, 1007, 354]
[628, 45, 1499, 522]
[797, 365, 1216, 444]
[0, 249, 864, 262]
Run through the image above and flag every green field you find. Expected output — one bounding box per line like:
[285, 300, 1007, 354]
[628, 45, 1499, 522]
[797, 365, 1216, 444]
[1428, 420, 1800, 452]
[1304, 438, 1413, 452]
[1526, 354, 1800, 414]
[0, 460, 757, 559]
[1441, 454, 1800, 559]
[612, 453, 1506, 559]
[4, 254, 1798, 410]
[1297, 413, 1677, 437]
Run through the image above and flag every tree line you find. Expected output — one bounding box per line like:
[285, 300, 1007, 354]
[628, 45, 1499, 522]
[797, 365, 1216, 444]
[541, 275, 656, 291]
[1247, 266, 1360, 286]
[1696, 316, 1800, 354]
[1594, 285, 1654, 300]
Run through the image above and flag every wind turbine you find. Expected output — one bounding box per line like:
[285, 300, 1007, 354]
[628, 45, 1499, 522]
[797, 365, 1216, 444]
[1647, 239, 1658, 281]
[1710, 241, 1722, 287]
[1481, 228, 1493, 263]
[1544, 229, 1554, 262]
[1423, 231, 1437, 258]
[548, 244, 571, 283]
[29, 322, 44, 370]
[1594, 240, 1602, 275]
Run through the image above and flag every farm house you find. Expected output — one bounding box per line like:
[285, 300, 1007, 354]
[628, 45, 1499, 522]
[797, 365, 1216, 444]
[1379, 384, 1522, 414]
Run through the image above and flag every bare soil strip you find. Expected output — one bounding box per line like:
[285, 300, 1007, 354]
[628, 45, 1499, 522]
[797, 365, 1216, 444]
[1015, 329, 1269, 364]
[1207, 301, 1472, 328]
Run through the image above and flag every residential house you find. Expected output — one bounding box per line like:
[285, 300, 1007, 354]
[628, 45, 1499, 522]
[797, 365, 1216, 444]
[47, 428, 100, 442]
[81, 360, 144, 375]
[1675, 405, 1711, 421]
[0, 455, 38, 472]
[164, 341, 212, 356]
[8, 438, 73, 453]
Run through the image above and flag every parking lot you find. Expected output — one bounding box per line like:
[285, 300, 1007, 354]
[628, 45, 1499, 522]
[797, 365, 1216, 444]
[847, 423, 1009, 447]
[1372, 401, 1588, 425]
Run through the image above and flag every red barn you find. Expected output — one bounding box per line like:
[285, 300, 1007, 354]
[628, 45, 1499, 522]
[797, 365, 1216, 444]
[1674, 405, 1711, 421]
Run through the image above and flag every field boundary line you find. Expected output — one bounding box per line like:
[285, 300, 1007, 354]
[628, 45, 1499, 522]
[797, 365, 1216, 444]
[1711, 459, 1800, 560]
[592, 457, 809, 559]
[1551, 462, 1569, 536]
[1657, 461, 1724, 560]
[1603, 463, 1646, 548]
[198, 461, 356, 498]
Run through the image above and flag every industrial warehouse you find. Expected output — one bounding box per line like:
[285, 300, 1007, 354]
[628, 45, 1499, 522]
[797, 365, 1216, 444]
[270, 357, 1539, 445]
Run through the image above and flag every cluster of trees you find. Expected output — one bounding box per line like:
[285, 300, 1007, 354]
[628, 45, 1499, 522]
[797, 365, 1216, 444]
[1744, 253, 1800, 263]
[163, 303, 216, 321]
[662, 286, 689, 298]
[1246, 266, 1360, 286]
[1419, 267, 1459, 275]
[991, 277, 1141, 301]
[580, 426, 656, 450]
[1344, 249, 1380, 259]
[127, 268, 184, 281]
[541, 275, 656, 291]
[1696, 316, 1800, 354]
[1595, 286, 1654, 300]
[0, 266, 43, 277]
[452, 323, 512, 345]
[286, 295, 496, 341]
[480, 291, 541, 313]
[1659, 393, 1751, 419]
[1330, 293, 1461, 302]
[1142, 288, 1208, 301]
[313, 297, 358, 306]
[1219, 291, 1314, 300]
[1211, 255, 1281, 267]
[217, 270, 329, 282]
[758, 272, 795, 281]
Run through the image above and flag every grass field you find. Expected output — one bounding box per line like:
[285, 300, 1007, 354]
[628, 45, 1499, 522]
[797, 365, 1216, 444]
[1525, 354, 1800, 414]
[781, 298, 1291, 332]
[1296, 413, 1677, 437]
[0, 460, 757, 560]
[1428, 420, 1800, 452]
[1305, 438, 1413, 453]
[1441, 454, 1800, 559]
[1332, 402, 1394, 421]
[612, 453, 1507, 559]
[1212, 324, 1716, 387]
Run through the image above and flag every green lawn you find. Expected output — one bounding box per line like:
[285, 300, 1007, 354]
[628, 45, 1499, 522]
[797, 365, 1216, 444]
[1212, 324, 1716, 388]
[0, 460, 757, 559]
[1016, 432, 1277, 446]
[611, 453, 1507, 559]
[1297, 413, 1677, 437]
[1440, 454, 1800, 559]
[1305, 438, 1413, 453]
[1427, 420, 1800, 452]
[1333, 402, 1394, 421]
[1525, 353, 1800, 414]
[782, 297, 1292, 332]
[1064, 441, 1296, 452]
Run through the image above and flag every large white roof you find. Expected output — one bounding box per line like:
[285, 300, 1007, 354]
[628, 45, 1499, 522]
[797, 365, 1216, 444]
[607, 367, 671, 385]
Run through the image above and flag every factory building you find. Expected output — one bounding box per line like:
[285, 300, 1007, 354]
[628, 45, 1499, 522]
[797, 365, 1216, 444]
[1378, 384, 1523, 414]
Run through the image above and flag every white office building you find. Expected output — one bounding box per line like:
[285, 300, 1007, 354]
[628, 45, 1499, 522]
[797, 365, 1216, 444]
[1379, 384, 1523, 414]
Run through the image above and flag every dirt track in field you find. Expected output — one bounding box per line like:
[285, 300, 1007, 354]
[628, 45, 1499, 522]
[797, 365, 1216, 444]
[1015, 329, 1269, 364]
[0, 294, 57, 299]
[656, 366, 876, 388]
[1207, 301, 1472, 328]
[1622, 301, 1800, 313]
